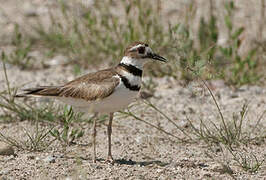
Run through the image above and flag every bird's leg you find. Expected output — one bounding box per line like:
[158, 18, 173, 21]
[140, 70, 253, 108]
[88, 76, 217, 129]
[106, 112, 114, 163]
[92, 112, 98, 163]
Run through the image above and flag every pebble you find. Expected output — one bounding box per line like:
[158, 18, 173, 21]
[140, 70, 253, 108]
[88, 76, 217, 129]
[0, 169, 9, 175]
[23, 2, 38, 17]
[22, 2, 48, 17]
[43, 155, 56, 163]
[0, 11, 7, 24]
[139, 91, 153, 99]
[157, 168, 164, 173]
[0, 60, 13, 70]
[209, 79, 226, 89]
[27, 155, 35, 160]
[179, 120, 190, 128]
[238, 85, 249, 92]
[45, 55, 69, 66]
[249, 86, 264, 95]
[230, 92, 239, 98]
[135, 136, 143, 144]
[28, 51, 42, 60]
[0, 142, 15, 156]
[79, 0, 95, 7]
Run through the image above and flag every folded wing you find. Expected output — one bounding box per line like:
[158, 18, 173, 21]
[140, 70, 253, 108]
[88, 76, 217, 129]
[15, 68, 120, 101]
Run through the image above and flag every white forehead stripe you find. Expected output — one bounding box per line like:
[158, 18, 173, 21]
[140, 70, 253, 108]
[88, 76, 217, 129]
[129, 44, 145, 51]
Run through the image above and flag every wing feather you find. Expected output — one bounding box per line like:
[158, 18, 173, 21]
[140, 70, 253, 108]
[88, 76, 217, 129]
[57, 68, 120, 101]
[15, 68, 120, 101]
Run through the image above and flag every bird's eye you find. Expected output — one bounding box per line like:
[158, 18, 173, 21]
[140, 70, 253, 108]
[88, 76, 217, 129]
[138, 47, 145, 54]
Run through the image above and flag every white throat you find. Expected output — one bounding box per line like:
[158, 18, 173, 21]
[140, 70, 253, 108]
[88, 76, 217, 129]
[120, 56, 146, 70]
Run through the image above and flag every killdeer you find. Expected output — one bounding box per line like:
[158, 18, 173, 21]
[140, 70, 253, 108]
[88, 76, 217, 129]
[15, 42, 167, 163]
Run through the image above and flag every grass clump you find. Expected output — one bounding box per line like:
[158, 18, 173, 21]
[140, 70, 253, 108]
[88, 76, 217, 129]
[185, 77, 265, 148]
[0, 59, 86, 150]
[121, 69, 265, 174]
[167, 1, 262, 86]
[184, 77, 265, 173]
[2, 25, 34, 70]
[0, 55, 59, 122]
[50, 106, 84, 145]
[219, 2, 260, 86]
[1, 0, 263, 86]
[28, 0, 168, 67]
[230, 148, 264, 173]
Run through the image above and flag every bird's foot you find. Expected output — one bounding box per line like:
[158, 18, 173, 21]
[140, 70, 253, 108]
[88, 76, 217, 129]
[105, 155, 114, 164]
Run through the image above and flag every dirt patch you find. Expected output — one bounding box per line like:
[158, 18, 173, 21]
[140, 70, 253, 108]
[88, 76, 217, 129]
[0, 66, 266, 179]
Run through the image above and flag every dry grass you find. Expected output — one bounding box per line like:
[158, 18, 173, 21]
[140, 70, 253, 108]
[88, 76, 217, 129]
[1, 0, 265, 85]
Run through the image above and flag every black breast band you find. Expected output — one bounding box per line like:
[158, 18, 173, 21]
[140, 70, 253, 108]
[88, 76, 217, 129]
[118, 75, 141, 91]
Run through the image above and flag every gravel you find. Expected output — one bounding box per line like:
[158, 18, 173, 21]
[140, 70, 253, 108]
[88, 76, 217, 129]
[0, 65, 265, 179]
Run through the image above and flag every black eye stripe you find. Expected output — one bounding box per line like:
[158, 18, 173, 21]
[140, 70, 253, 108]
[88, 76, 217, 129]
[138, 47, 145, 54]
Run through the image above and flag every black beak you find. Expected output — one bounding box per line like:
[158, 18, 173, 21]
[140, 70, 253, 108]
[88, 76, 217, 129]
[147, 53, 167, 62]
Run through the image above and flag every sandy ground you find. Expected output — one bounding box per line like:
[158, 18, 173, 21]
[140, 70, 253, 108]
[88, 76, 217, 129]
[0, 65, 266, 179]
[0, 0, 266, 179]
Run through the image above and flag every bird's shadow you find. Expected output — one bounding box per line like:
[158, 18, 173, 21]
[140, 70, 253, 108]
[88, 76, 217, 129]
[67, 156, 168, 167]
[113, 158, 168, 167]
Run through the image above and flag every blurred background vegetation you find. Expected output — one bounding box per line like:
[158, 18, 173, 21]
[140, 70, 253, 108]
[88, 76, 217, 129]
[0, 0, 265, 86]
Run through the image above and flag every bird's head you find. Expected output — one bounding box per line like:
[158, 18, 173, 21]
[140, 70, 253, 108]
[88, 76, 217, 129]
[121, 42, 167, 69]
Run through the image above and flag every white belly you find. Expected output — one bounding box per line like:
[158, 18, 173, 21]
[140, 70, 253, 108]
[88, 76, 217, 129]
[57, 82, 139, 114]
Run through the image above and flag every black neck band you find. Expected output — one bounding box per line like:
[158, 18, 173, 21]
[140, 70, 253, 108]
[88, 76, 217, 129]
[119, 75, 141, 91]
[118, 63, 143, 77]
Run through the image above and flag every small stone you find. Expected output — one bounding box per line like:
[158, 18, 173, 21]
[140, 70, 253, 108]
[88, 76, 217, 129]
[43, 155, 56, 163]
[179, 120, 190, 128]
[157, 168, 164, 173]
[0, 12, 7, 24]
[139, 91, 153, 99]
[238, 85, 249, 92]
[230, 92, 239, 98]
[0, 142, 15, 156]
[209, 80, 225, 89]
[28, 51, 41, 60]
[0, 169, 9, 175]
[45, 55, 68, 66]
[79, 0, 95, 7]
[188, 107, 195, 114]
[198, 162, 208, 168]
[214, 146, 222, 152]
[23, 2, 38, 17]
[249, 86, 263, 95]
[27, 155, 35, 160]
[135, 136, 143, 144]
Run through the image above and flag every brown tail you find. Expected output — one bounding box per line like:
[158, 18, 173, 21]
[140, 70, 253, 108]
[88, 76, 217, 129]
[15, 86, 61, 98]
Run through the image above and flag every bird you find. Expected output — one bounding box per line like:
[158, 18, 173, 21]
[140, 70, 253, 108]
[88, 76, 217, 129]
[15, 42, 167, 163]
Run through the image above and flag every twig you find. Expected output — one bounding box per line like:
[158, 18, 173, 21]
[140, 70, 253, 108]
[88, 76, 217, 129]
[119, 110, 188, 143]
